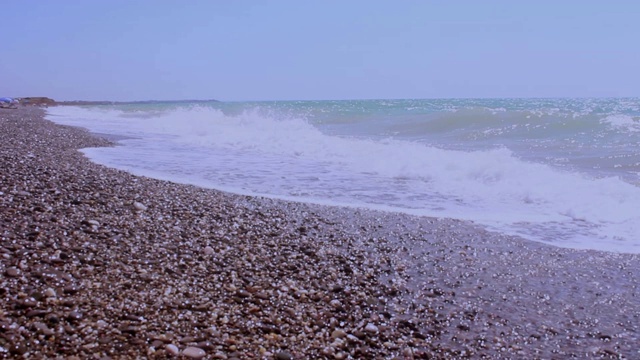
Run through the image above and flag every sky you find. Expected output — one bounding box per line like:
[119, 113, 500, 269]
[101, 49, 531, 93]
[1, 1, 639, 101]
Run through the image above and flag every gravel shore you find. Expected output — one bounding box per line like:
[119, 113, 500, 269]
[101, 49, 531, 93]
[1, 107, 639, 359]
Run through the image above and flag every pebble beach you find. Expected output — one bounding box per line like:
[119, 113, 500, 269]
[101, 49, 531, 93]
[1, 107, 640, 358]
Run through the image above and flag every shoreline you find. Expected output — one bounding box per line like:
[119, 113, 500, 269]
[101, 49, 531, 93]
[1, 107, 639, 358]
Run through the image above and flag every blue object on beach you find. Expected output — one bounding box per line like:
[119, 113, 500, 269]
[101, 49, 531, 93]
[0, 97, 13, 103]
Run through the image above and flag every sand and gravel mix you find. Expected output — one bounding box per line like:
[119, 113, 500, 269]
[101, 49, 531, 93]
[1, 107, 639, 359]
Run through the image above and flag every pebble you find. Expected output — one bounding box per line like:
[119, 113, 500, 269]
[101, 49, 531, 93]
[5, 267, 20, 277]
[236, 290, 251, 298]
[33, 322, 55, 335]
[133, 202, 147, 211]
[119, 325, 138, 335]
[45, 313, 60, 324]
[165, 344, 180, 356]
[334, 352, 347, 360]
[203, 246, 214, 255]
[182, 346, 206, 359]
[20, 298, 38, 308]
[63, 285, 80, 294]
[364, 323, 379, 333]
[9, 344, 27, 355]
[331, 329, 347, 339]
[275, 351, 293, 360]
[44, 288, 57, 297]
[26, 310, 48, 318]
[67, 311, 83, 322]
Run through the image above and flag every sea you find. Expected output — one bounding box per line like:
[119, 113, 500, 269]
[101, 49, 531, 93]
[45, 98, 640, 253]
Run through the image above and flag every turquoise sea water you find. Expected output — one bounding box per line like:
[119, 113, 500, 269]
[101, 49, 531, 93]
[46, 98, 640, 253]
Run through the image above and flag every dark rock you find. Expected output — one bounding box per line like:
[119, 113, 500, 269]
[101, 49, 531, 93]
[63, 285, 80, 294]
[33, 322, 55, 335]
[275, 351, 293, 360]
[45, 313, 60, 324]
[119, 325, 138, 335]
[66, 311, 83, 322]
[236, 290, 251, 298]
[17, 298, 38, 308]
[9, 343, 28, 355]
[98, 336, 113, 344]
[26, 309, 48, 318]
[5, 267, 20, 277]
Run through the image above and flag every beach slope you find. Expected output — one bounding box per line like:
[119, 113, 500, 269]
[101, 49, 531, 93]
[1, 108, 639, 358]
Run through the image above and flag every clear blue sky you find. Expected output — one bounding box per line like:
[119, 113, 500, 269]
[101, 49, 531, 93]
[1, 1, 638, 101]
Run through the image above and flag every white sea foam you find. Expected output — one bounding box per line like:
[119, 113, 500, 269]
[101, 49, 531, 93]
[46, 102, 640, 253]
[602, 114, 640, 132]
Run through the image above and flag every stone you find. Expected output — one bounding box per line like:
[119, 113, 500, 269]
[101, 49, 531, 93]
[119, 325, 138, 335]
[5, 267, 20, 277]
[331, 329, 347, 339]
[44, 288, 57, 297]
[9, 343, 27, 355]
[275, 351, 293, 360]
[364, 323, 378, 333]
[33, 322, 55, 335]
[203, 246, 214, 255]
[31, 291, 46, 301]
[165, 344, 180, 356]
[182, 346, 206, 359]
[236, 290, 251, 298]
[45, 313, 60, 324]
[26, 310, 48, 318]
[19, 298, 38, 308]
[67, 311, 83, 322]
[64, 285, 80, 294]
[133, 202, 147, 211]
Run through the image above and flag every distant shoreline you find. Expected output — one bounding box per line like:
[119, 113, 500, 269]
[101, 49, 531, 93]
[56, 99, 220, 106]
[7, 97, 219, 107]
